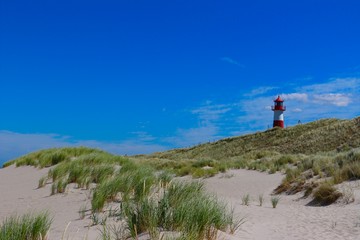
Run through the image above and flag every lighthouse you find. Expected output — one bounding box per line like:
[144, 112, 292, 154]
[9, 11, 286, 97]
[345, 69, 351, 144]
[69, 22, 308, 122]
[272, 95, 286, 128]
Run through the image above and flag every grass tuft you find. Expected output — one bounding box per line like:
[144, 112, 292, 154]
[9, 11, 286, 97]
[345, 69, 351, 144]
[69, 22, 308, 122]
[258, 194, 264, 206]
[0, 212, 52, 240]
[271, 196, 280, 208]
[312, 183, 343, 206]
[241, 194, 250, 206]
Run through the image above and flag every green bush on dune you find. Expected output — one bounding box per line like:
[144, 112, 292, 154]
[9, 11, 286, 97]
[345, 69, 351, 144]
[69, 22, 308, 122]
[312, 183, 343, 206]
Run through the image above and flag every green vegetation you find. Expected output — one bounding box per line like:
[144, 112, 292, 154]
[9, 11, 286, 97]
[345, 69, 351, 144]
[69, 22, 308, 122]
[271, 196, 280, 208]
[120, 180, 240, 239]
[5, 147, 129, 198]
[241, 194, 250, 206]
[138, 117, 360, 160]
[0, 212, 52, 240]
[130, 117, 360, 180]
[90, 161, 240, 239]
[274, 148, 360, 199]
[312, 183, 343, 206]
[258, 194, 264, 206]
[99, 223, 129, 240]
[91, 164, 156, 212]
[3, 147, 106, 168]
[78, 204, 87, 220]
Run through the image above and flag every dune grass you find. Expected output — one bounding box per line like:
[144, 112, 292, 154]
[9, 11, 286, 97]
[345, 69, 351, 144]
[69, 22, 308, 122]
[90, 161, 241, 239]
[136, 117, 360, 161]
[0, 212, 52, 240]
[271, 196, 280, 208]
[82, 157, 241, 239]
[91, 164, 156, 212]
[4, 147, 240, 239]
[3, 147, 106, 168]
[119, 180, 240, 239]
[241, 194, 250, 206]
[132, 116, 360, 183]
[258, 194, 264, 206]
[18, 148, 130, 197]
[274, 148, 360, 196]
[312, 183, 343, 206]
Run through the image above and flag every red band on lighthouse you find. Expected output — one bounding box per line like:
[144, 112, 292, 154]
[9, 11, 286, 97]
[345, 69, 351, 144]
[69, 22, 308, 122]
[272, 96, 286, 128]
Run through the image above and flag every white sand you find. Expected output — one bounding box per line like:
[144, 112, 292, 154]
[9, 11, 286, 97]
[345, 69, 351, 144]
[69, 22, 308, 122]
[0, 165, 98, 240]
[204, 170, 360, 240]
[1, 165, 360, 240]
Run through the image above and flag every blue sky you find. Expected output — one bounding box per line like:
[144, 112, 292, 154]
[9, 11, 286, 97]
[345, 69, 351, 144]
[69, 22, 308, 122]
[1, 0, 360, 164]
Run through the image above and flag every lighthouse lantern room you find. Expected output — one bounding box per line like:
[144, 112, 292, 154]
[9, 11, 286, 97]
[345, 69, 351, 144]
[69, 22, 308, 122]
[271, 95, 286, 128]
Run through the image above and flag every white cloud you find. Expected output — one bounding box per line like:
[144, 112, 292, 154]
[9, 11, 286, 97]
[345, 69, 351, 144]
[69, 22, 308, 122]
[220, 57, 244, 67]
[164, 102, 234, 147]
[301, 78, 360, 93]
[130, 131, 156, 142]
[245, 86, 278, 97]
[281, 93, 308, 102]
[313, 93, 352, 106]
[191, 103, 231, 124]
[292, 108, 303, 113]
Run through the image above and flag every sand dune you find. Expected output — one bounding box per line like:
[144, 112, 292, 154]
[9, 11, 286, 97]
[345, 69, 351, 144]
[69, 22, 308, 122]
[0, 165, 97, 239]
[1, 166, 360, 239]
[205, 170, 360, 240]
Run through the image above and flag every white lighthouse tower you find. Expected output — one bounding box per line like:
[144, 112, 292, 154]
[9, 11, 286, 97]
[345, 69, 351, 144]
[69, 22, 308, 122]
[271, 95, 286, 128]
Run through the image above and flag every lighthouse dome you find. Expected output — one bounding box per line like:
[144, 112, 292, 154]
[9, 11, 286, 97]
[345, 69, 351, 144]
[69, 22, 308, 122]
[274, 95, 284, 102]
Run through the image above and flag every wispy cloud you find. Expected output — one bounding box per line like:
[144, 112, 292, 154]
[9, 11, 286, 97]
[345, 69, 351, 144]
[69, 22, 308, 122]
[281, 93, 308, 102]
[165, 102, 232, 147]
[292, 108, 303, 113]
[301, 78, 360, 93]
[220, 57, 244, 68]
[191, 103, 232, 124]
[130, 131, 157, 142]
[313, 93, 352, 106]
[245, 86, 278, 97]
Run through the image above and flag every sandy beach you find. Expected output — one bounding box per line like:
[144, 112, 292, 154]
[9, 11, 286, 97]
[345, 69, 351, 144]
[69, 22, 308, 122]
[1, 165, 360, 240]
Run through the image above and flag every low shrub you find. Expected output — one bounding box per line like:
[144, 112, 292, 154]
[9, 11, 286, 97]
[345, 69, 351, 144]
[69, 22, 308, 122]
[340, 162, 360, 181]
[312, 183, 343, 206]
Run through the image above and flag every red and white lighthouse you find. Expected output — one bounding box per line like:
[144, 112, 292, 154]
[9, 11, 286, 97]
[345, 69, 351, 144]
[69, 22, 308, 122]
[272, 95, 286, 128]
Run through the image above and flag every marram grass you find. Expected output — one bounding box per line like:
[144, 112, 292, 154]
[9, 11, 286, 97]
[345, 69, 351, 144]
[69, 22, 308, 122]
[120, 180, 241, 240]
[0, 212, 52, 240]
